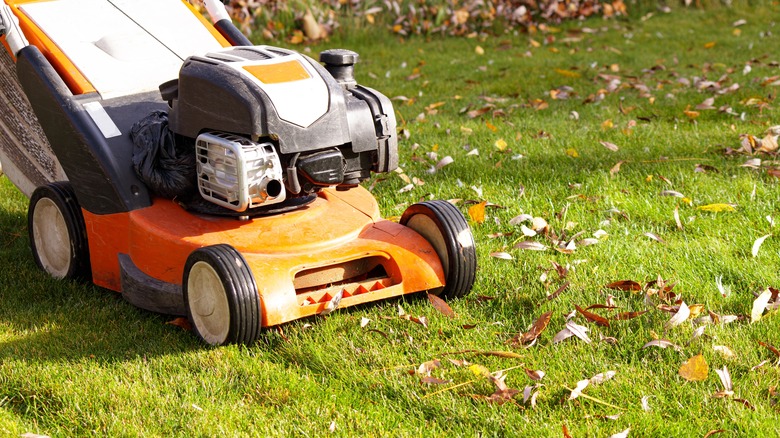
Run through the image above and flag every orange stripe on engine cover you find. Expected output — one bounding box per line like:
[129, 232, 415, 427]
[244, 60, 310, 84]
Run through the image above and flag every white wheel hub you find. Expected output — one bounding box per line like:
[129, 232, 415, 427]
[406, 214, 449, 276]
[32, 197, 71, 279]
[187, 261, 230, 345]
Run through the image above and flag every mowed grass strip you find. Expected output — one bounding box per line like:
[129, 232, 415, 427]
[1, 4, 779, 436]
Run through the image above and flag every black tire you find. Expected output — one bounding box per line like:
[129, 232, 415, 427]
[183, 244, 262, 345]
[400, 200, 476, 299]
[28, 182, 91, 281]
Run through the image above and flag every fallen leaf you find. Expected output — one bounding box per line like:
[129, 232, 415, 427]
[679, 354, 709, 382]
[715, 366, 733, 392]
[566, 148, 580, 158]
[703, 430, 726, 438]
[605, 280, 642, 291]
[610, 428, 630, 438]
[713, 345, 735, 359]
[417, 359, 442, 375]
[490, 252, 514, 260]
[508, 311, 553, 346]
[569, 379, 590, 400]
[428, 293, 455, 318]
[421, 376, 452, 385]
[674, 206, 683, 230]
[166, 317, 192, 331]
[468, 201, 487, 224]
[665, 301, 691, 329]
[525, 369, 546, 381]
[590, 371, 617, 385]
[600, 141, 619, 151]
[564, 320, 592, 344]
[752, 288, 772, 322]
[514, 241, 548, 251]
[758, 340, 780, 358]
[575, 305, 610, 327]
[643, 232, 666, 244]
[642, 339, 682, 352]
[751, 235, 771, 257]
[613, 310, 648, 321]
[610, 161, 625, 176]
[660, 190, 685, 198]
[545, 281, 570, 302]
[641, 395, 652, 412]
[495, 139, 508, 151]
[555, 68, 581, 78]
[360, 317, 371, 328]
[697, 204, 736, 212]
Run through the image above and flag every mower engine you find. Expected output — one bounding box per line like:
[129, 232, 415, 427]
[161, 45, 398, 213]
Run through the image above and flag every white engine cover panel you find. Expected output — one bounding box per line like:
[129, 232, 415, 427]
[231, 54, 330, 128]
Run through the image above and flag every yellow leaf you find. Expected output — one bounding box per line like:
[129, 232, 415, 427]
[469, 364, 491, 378]
[555, 68, 581, 79]
[529, 39, 541, 48]
[679, 354, 709, 382]
[432, 144, 439, 152]
[486, 121, 498, 132]
[697, 203, 736, 212]
[704, 41, 716, 49]
[392, 24, 403, 33]
[468, 201, 487, 224]
[475, 45, 485, 55]
[495, 139, 508, 151]
[460, 126, 473, 134]
[645, 175, 653, 182]
[681, 197, 692, 205]
[566, 148, 579, 158]
[602, 119, 614, 130]
[687, 304, 705, 320]
[683, 106, 700, 119]
[733, 28, 741, 36]
[366, 14, 375, 24]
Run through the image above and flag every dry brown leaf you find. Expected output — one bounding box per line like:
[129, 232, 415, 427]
[545, 281, 569, 303]
[428, 293, 455, 318]
[605, 280, 642, 291]
[600, 141, 619, 152]
[525, 368, 546, 381]
[644, 232, 667, 244]
[610, 160, 625, 176]
[679, 354, 709, 382]
[166, 317, 192, 331]
[421, 376, 452, 385]
[613, 310, 648, 321]
[758, 340, 780, 358]
[575, 304, 610, 327]
[703, 430, 726, 438]
[509, 311, 553, 346]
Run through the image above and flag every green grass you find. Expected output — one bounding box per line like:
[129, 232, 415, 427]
[2, 5, 780, 437]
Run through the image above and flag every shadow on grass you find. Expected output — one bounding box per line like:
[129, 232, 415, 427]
[0, 202, 200, 363]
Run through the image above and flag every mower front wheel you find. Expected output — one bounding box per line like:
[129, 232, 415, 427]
[28, 182, 91, 280]
[400, 200, 477, 299]
[183, 244, 262, 346]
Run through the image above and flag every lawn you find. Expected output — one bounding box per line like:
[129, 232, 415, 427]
[1, 4, 780, 437]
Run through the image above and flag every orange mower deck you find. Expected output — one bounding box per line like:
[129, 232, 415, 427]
[85, 186, 446, 327]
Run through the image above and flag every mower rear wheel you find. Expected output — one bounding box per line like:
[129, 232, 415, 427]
[183, 244, 262, 345]
[28, 182, 91, 280]
[400, 200, 476, 299]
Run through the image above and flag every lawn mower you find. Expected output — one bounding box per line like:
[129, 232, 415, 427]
[0, 0, 477, 345]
